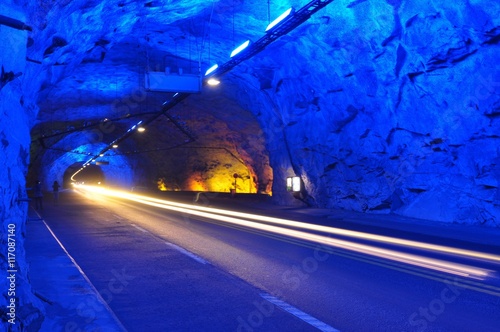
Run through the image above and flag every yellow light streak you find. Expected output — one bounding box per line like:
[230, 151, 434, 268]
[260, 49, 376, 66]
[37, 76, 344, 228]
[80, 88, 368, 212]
[77, 185, 498, 279]
[81, 185, 500, 263]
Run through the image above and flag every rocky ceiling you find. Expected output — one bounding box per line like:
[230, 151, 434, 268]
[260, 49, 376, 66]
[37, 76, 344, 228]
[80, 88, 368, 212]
[2, 0, 500, 225]
[26, 0, 282, 193]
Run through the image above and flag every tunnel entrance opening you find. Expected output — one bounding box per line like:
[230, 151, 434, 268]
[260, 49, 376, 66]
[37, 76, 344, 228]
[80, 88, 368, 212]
[63, 163, 105, 188]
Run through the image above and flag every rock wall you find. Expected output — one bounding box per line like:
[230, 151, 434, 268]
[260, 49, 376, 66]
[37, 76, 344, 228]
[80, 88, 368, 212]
[1, 3, 45, 330]
[233, 0, 500, 225]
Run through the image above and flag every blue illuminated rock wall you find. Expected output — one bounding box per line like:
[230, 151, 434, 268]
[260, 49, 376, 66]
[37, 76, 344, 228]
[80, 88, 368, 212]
[235, 0, 500, 225]
[28, 132, 136, 190]
[1, 3, 498, 329]
[0, 3, 45, 330]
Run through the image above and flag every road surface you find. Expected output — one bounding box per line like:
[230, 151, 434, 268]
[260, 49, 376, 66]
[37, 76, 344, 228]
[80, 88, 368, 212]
[39, 188, 500, 331]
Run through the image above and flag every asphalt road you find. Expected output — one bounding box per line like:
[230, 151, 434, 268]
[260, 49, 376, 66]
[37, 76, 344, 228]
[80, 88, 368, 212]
[41, 189, 500, 332]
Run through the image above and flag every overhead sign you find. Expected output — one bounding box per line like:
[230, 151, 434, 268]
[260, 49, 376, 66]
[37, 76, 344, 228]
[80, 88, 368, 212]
[145, 72, 201, 93]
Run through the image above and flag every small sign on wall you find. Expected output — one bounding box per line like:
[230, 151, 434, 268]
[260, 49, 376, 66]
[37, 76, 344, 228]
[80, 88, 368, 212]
[286, 176, 301, 192]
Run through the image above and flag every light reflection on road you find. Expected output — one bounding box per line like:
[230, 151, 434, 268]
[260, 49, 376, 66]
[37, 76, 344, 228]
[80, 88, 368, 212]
[76, 185, 499, 280]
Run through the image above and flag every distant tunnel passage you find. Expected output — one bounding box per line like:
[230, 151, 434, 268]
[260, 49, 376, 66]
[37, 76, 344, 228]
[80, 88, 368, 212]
[64, 163, 104, 187]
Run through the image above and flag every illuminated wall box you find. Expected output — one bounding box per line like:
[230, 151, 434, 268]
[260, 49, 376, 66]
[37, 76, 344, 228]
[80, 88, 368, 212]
[145, 71, 201, 93]
[286, 176, 302, 192]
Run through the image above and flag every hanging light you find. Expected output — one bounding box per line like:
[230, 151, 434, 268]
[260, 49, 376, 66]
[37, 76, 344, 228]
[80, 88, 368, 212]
[266, 8, 294, 32]
[205, 64, 218, 76]
[112, 144, 118, 148]
[230, 40, 250, 57]
[137, 126, 146, 132]
[129, 120, 144, 133]
[207, 78, 220, 86]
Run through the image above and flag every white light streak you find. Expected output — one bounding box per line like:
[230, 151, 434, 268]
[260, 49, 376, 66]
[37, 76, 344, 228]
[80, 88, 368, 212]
[265, 8, 294, 32]
[230, 40, 250, 57]
[76, 185, 498, 279]
[205, 64, 218, 76]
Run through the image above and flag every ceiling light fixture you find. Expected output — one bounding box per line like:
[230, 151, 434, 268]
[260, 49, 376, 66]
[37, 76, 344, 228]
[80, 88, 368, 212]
[207, 78, 220, 86]
[112, 144, 118, 148]
[230, 40, 250, 57]
[205, 64, 218, 76]
[137, 126, 146, 132]
[266, 8, 294, 31]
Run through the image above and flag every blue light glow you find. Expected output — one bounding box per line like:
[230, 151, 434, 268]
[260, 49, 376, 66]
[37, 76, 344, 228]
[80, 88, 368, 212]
[230, 40, 250, 57]
[266, 8, 294, 31]
[205, 64, 218, 76]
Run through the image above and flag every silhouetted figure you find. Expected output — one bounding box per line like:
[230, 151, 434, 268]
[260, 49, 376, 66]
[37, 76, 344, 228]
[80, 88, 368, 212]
[52, 180, 60, 204]
[33, 181, 43, 210]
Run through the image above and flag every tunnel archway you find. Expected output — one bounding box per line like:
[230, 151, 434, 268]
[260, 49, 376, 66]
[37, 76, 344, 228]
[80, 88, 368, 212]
[32, 134, 137, 191]
[20, 0, 500, 225]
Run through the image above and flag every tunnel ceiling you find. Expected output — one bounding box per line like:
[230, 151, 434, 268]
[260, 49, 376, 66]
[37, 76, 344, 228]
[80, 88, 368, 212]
[11, 0, 500, 224]
[27, 0, 282, 193]
[30, 0, 280, 125]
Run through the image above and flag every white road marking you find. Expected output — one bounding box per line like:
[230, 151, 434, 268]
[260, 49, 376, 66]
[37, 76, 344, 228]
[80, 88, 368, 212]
[260, 293, 339, 332]
[165, 242, 209, 265]
[41, 218, 128, 332]
[129, 224, 208, 265]
[131, 224, 148, 233]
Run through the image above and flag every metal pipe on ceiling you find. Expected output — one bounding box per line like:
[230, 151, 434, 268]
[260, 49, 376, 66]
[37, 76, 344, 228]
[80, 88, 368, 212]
[0, 14, 32, 31]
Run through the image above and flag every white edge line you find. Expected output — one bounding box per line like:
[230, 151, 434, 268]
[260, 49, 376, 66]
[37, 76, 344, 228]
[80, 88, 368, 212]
[40, 218, 128, 332]
[260, 293, 339, 332]
[128, 223, 208, 265]
[164, 241, 209, 265]
[131, 224, 148, 233]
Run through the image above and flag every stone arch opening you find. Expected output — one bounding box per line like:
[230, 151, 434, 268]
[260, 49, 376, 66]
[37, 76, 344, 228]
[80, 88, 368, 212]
[63, 163, 105, 187]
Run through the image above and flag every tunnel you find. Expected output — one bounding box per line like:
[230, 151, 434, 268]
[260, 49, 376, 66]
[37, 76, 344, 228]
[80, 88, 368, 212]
[1, 0, 500, 330]
[4, 0, 498, 224]
[62, 163, 105, 187]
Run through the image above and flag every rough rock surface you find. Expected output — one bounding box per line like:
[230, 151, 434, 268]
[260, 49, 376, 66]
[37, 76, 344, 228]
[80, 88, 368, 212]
[1, 4, 45, 330]
[6, 0, 500, 220]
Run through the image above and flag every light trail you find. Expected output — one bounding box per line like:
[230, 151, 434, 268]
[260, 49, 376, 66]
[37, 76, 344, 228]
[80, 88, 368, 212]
[148, 195, 500, 263]
[77, 185, 500, 263]
[77, 185, 498, 280]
